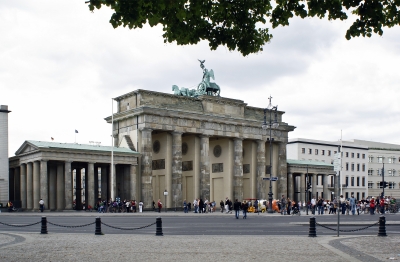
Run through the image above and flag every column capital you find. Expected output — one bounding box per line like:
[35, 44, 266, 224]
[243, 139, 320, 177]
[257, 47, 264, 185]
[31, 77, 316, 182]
[233, 137, 243, 141]
[199, 134, 210, 138]
[171, 131, 183, 135]
[139, 127, 153, 132]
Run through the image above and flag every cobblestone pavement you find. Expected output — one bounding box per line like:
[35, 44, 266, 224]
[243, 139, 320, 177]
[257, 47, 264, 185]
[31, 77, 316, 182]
[0, 232, 399, 262]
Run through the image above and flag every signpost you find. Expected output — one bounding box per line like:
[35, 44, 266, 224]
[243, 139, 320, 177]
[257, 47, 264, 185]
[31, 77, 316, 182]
[263, 177, 278, 181]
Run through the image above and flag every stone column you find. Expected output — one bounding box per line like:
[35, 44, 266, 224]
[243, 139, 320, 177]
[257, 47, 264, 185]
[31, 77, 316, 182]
[300, 173, 305, 204]
[199, 135, 210, 201]
[94, 166, 99, 202]
[140, 128, 153, 208]
[20, 164, 27, 209]
[233, 138, 243, 201]
[49, 165, 56, 210]
[312, 174, 317, 198]
[171, 132, 183, 208]
[40, 160, 48, 210]
[129, 165, 137, 201]
[26, 162, 33, 210]
[287, 173, 294, 201]
[64, 161, 73, 210]
[101, 167, 108, 201]
[256, 140, 266, 200]
[14, 167, 20, 202]
[33, 161, 40, 210]
[322, 174, 328, 200]
[277, 141, 288, 199]
[87, 162, 95, 209]
[76, 168, 82, 210]
[56, 164, 64, 210]
[9, 168, 15, 201]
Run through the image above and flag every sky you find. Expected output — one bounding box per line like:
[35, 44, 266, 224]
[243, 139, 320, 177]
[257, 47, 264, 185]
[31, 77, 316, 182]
[2, 1, 400, 157]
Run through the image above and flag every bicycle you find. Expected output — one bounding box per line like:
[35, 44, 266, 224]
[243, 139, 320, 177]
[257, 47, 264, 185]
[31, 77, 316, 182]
[291, 207, 301, 216]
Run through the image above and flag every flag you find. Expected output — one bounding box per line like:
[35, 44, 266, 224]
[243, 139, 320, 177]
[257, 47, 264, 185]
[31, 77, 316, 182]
[75, 130, 78, 133]
[51, 137, 54, 141]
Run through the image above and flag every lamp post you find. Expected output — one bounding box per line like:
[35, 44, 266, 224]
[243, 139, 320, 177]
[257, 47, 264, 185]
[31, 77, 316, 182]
[262, 96, 279, 214]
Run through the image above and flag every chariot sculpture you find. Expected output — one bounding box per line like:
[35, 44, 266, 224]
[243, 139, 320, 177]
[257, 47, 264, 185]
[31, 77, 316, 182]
[172, 60, 221, 97]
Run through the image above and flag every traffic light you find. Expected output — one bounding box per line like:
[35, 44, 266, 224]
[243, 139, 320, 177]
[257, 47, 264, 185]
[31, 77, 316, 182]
[307, 183, 311, 190]
[383, 181, 388, 188]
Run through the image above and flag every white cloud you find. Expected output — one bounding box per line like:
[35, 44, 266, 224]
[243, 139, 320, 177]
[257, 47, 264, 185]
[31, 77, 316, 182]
[2, 1, 400, 156]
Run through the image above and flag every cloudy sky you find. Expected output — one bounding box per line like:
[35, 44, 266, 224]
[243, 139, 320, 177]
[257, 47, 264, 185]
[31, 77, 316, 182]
[2, 1, 400, 157]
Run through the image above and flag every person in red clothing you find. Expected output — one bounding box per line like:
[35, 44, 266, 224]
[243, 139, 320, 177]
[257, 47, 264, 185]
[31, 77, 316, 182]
[369, 197, 375, 215]
[379, 197, 385, 214]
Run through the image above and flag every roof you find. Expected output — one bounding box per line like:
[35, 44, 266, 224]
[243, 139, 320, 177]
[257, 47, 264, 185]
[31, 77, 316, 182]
[16, 140, 140, 155]
[287, 159, 333, 167]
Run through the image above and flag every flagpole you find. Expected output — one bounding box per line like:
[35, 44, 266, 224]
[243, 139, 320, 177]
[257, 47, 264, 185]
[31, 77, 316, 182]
[111, 98, 114, 200]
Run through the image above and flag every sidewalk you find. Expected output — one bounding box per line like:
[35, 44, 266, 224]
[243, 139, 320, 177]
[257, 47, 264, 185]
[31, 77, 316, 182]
[0, 231, 398, 261]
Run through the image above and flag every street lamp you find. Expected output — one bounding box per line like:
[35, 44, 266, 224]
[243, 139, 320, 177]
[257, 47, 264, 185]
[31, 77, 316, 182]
[262, 96, 279, 214]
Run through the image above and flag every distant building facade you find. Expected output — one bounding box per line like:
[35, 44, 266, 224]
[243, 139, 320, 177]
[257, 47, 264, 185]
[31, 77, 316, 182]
[287, 138, 368, 200]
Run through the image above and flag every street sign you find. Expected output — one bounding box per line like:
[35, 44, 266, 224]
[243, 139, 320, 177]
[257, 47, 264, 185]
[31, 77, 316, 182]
[333, 153, 341, 172]
[263, 177, 278, 181]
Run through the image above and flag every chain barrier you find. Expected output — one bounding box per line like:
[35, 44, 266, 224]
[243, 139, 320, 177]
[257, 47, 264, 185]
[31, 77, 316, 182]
[315, 221, 379, 232]
[101, 221, 156, 231]
[47, 221, 96, 228]
[0, 221, 41, 228]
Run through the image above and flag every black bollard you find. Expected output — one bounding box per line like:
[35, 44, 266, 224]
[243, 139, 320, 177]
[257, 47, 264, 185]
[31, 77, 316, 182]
[378, 216, 387, 237]
[155, 217, 163, 236]
[309, 217, 316, 237]
[95, 217, 103, 235]
[40, 216, 48, 234]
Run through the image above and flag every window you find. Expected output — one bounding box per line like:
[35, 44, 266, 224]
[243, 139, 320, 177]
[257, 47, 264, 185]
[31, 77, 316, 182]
[357, 164, 360, 172]
[356, 177, 360, 186]
[351, 152, 354, 158]
[308, 148, 312, 154]
[378, 156, 383, 163]
[368, 181, 373, 189]
[346, 152, 349, 157]
[321, 150, 325, 155]
[301, 148, 305, 154]
[328, 150, 331, 156]
[389, 182, 395, 189]
[345, 176, 349, 187]
[345, 192, 349, 199]
[127, 102, 130, 110]
[377, 182, 383, 189]
[388, 169, 393, 176]
[315, 149, 318, 155]
[362, 164, 365, 172]
[346, 162, 349, 171]
[362, 177, 365, 187]
[388, 157, 395, 164]
[368, 156, 373, 163]
[334, 151, 337, 154]
[351, 163, 354, 171]
[357, 192, 360, 200]
[351, 177, 355, 186]
[377, 169, 381, 176]
[362, 154, 365, 159]
[357, 153, 360, 158]
[368, 169, 373, 176]
[362, 192, 365, 199]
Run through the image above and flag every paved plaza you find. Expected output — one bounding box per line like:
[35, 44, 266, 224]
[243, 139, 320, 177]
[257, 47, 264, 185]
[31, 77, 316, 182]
[0, 211, 399, 261]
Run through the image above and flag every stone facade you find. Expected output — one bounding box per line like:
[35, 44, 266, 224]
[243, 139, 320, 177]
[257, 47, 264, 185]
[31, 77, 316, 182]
[8, 141, 139, 210]
[106, 90, 295, 208]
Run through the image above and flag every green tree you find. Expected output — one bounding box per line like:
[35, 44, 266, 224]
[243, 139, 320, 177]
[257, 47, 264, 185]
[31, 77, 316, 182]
[88, 0, 400, 56]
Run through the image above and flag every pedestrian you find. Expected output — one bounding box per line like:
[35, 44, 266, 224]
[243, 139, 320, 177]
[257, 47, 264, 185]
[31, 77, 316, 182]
[287, 198, 292, 215]
[39, 198, 45, 212]
[183, 199, 188, 213]
[242, 200, 248, 219]
[311, 196, 316, 215]
[339, 195, 346, 215]
[280, 195, 287, 215]
[379, 197, 385, 214]
[220, 200, 224, 213]
[157, 199, 162, 213]
[317, 197, 324, 215]
[369, 197, 375, 215]
[7, 200, 13, 212]
[349, 195, 356, 215]
[233, 199, 241, 219]
[139, 200, 143, 213]
[152, 200, 155, 211]
[254, 199, 259, 214]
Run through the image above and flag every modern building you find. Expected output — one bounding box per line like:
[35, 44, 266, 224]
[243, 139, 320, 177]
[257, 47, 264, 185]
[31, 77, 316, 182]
[0, 105, 11, 205]
[352, 140, 400, 199]
[287, 138, 368, 201]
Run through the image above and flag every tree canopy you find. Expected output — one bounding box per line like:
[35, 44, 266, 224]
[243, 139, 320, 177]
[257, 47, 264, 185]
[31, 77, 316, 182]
[88, 0, 400, 56]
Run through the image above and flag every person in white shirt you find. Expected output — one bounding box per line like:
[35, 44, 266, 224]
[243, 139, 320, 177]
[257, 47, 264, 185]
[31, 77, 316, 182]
[311, 196, 316, 215]
[139, 200, 143, 213]
[39, 199, 45, 212]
